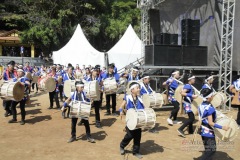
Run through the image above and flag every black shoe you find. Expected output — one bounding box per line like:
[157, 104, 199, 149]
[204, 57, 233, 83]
[148, 128, 159, 134]
[20, 120, 25, 125]
[95, 122, 102, 128]
[48, 107, 53, 109]
[177, 129, 185, 138]
[68, 137, 76, 143]
[87, 136, 95, 143]
[112, 112, 119, 116]
[133, 153, 143, 159]
[4, 111, 10, 117]
[8, 119, 17, 123]
[104, 112, 111, 116]
[120, 147, 125, 155]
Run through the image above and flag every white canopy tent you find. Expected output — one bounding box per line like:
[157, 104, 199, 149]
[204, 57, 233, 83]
[52, 24, 104, 67]
[107, 24, 142, 70]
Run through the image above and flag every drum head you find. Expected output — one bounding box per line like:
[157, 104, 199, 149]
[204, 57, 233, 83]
[214, 117, 239, 141]
[126, 108, 138, 130]
[32, 76, 39, 83]
[26, 72, 32, 80]
[13, 82, 25, 101]
[191, 96, 202, 115]
[64, 80, 76, 98]
[45, 78, 56, 92]
[142, 94, 150, 108]
[174, 84, 184, 103]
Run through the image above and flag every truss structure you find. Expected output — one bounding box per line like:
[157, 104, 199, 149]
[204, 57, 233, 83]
[219, 0, 236, 111]
[137, 0, 165, 56]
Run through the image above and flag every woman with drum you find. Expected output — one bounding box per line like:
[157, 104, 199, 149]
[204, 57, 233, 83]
[140, 74, 153, 95]
[119, 82, 144, 159]
[9, 69, 30, 125]
[177, 74, 198, 137]
[62, 81, 95, 143]
[198, 88, 229, 160]
[162, 70, 182, 125]
[62, 66, 75, 118]
[32, 67, 40, 93]
[127, 66, 140, 81]
[86, 66, 102, 128]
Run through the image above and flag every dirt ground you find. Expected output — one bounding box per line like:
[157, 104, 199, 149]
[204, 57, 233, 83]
[0, 91, 239, 160]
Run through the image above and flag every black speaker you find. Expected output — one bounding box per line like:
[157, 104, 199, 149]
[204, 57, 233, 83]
[154, 33, 178, 45]
[145, 45, 182, 66]
[182, 46, 208, 66]
[149, 9, 160, 44]
[145, 45, 154, 65]
[181, 19, 200, 46]
[170, 34, 178, 45]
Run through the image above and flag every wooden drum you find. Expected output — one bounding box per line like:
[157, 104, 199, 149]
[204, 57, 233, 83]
[45, 77, 56, 92]
[103, 78, 118, 95]
[26, 72, 33, 80]
[69, 101, 91, 119]
[211, 92, 227, 108]
[126, 108, 156, 130]
[142, 93, 164, 108]
[32, 76, 39, 83]
[63, 80, 76, 98]
[214, 111, 238, 141]
[84, 80, 100, 101]
[0, 82, 25, 101]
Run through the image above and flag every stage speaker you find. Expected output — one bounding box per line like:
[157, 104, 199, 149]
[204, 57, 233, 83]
[149, 9, 161, 44]
[145, 45, 182, 66]
[154, 33, 178, 45]
[170, 34, 178, 45]
[182, 46, 208, 66]
[181, 19, 200, 46]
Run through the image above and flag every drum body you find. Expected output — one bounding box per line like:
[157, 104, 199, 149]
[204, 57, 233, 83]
[126, 108, 156, 130]
[75, 71, 83, 79]
[84, 80, 100, 101]
[26, 72, 33, 80]
[63, 80, 76, 98]
[103, 78, 118, 95]
[45, 77, 56, 92]
[214, 111, 238, 141]
[211, 92, 227, 108]
[32, 76, 39, 83]
[142, 93, 163, 108]
[0, 82, 25, 101]
[174, 84, 184, 103]
[69, 101, 91, 119]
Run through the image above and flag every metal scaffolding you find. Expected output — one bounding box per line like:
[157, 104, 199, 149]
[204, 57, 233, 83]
[219, 0, 236, 111]
[137, 0, 165, 56]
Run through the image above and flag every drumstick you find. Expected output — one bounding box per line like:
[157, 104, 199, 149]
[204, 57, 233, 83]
[222, 116, 232, 141]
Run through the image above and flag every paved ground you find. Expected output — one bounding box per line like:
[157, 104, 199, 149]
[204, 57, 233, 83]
[0, 91, 239, 160]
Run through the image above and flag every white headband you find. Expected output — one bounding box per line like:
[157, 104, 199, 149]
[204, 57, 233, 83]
[188, 76, 195, 81]
[132, 68, 139, 72]
[205, 75, 213, 82]
[172, 71, 179, 75]
[129, 84, 139, 91]
[143, 76, 150, 79]
[76, 84, 84, 87]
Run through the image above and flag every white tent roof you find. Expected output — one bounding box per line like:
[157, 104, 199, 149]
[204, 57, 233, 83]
[53, 24, 104, 67]
[108, 24, 142, 70]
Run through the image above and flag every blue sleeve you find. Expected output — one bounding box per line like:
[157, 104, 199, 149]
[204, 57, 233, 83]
[206, 106, 215, 116]
[183, 84, 191, 90]
[115, 73, 120, 82]
[3, 72, 8, 81]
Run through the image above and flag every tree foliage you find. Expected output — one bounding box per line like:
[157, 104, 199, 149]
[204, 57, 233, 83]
[0, 0, 140, 54]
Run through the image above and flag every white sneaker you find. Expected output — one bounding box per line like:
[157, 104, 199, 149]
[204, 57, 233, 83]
[167, 118, 173, 125]
[173, 120, 182, 124]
